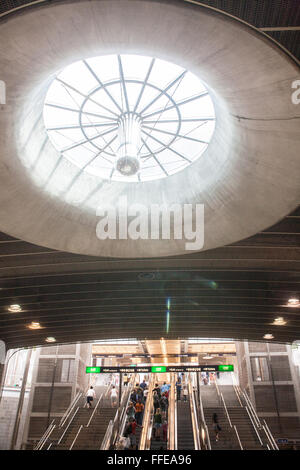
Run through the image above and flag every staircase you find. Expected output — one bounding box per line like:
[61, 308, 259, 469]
[203, 408, 240, 450]
[177, 399, 194, 449]
[228, 408, 264, 450]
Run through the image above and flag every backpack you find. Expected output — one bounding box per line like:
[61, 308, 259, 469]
[124, 423, 132, 437]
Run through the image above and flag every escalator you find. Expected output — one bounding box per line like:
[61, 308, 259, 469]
[176, 397, 194, 449]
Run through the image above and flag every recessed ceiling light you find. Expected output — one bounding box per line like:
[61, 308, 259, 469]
[8, 304, 22, 313]
[287, 298, 300, 307]
[263, 334, 274, 340]
[27, 322, 43, 330]
[45, 337, 56, 343]
[273, 317, 287, 326]
[203, 354, 213, 359]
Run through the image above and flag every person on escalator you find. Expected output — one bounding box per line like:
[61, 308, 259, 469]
[153, 391, 160, 413]
[160, 393, 168, 419]
[125, 417, 138, 450]
[153, 383, 161, 398]
[176, 379, 182, 401]
[153, 408, 162, 440]
[135, 398, 145, 426]
[183, 385, 188, 402]
[162, 419, 168, 442]
[126, 402, 135, 419]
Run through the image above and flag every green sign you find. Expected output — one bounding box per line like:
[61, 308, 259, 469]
[151, 366, 167, 373]
[218, 365, 234, 372]
[86, 366, 101, 373]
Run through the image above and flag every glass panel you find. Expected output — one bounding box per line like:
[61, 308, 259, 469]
[43, 54, 216, 183]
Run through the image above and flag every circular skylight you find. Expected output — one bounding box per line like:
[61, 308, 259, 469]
[43, 54, 216, 182]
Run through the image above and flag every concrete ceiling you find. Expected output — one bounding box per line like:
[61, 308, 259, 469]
[0, 0, 299, 349]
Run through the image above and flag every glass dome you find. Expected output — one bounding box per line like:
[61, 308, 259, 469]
[43, 54, 216, 182]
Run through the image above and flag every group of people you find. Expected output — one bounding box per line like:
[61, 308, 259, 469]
[121, 380, 149, 449]
[152, 382, 170, 441]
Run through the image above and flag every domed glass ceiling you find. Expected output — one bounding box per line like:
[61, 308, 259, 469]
[43, 54, 216, 182]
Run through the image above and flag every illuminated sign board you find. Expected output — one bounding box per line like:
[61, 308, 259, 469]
[151, 366, 167, 373]
[218, 365, 234, 372]
[85, 365, 234, 373]
[86, 366, 101, 373]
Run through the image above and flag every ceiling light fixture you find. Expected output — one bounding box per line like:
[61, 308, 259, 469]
[273, 317, 287, 326]
[203, 354, 213, 360]
[27, 322, 43, 330]
[263, 334, 274, 340]
[45, 337, 56, 343]
[287, 297, 300, 307]
[8, 304, 22, 313]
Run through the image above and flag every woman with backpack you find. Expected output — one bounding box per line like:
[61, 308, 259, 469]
[153, 391, 160, 413]
[153, 408, 162, 440]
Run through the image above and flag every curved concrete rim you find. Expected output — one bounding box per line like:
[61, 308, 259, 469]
[0, 0, 299, 258]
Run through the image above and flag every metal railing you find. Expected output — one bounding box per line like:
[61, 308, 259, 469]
[102, 374, 137, 449]
[245, 406, 263, 446]
[233, 425, 243, 450]
[220, 392, 232, 427]
[60, 391, 82, 427]
[237, 386, 276, 450]
[34, 420, 55, 450]
[220, 392, 244, 449]
[197, 374, 211, 450]
[139, 376, 155, 450]
[86, 393, 103, 427]
[168, 374, 176, 450]
[101, 420, 114, 450]
[69, 424, 83, 450]
[56, 406, 80, 446]
[262, 419, 279, 450]
[188, 376, 201, 450]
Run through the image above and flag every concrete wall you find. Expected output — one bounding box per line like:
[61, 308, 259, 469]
[22, 343, 91, 449]
[237, 341, 300, 442]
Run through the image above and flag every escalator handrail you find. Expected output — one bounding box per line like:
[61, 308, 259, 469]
[197, 374, 211, 450]
[139, 375, 155, 450]
[188, 376, 201, 450]
[168, 374, 176, 450]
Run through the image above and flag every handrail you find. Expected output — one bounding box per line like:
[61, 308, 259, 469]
[233, 385, 243, 407]
[263, 420, 279, 450]
[69, 424, 83, 450]
[197, 374, 211, 450]
[188, 376, 201, 450]
[60, 391, 82, 427]
[34, 420, 55, 450]
[204, 422, 211, 450]
[101, 420, 114, 450]
[86, 393, 103, 427]
[57, 407, 79, 445]
[118, 375, 137, 438]
[262, 425, 274, 449]
[233, 425, 243, 450]
[245, 406, 263, 446]
[139, 375, 155, 450]
[215, 377, 221, 397]
[242, 390, 261, 428]
[168, 374, 176, 450]
[105, 374, 137, 449]
[220, 392, 232, 427]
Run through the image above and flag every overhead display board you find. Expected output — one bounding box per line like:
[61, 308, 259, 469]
[86, 365, 234, 373]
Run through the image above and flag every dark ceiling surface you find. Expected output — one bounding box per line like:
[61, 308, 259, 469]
[0, 0, 299, 349]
